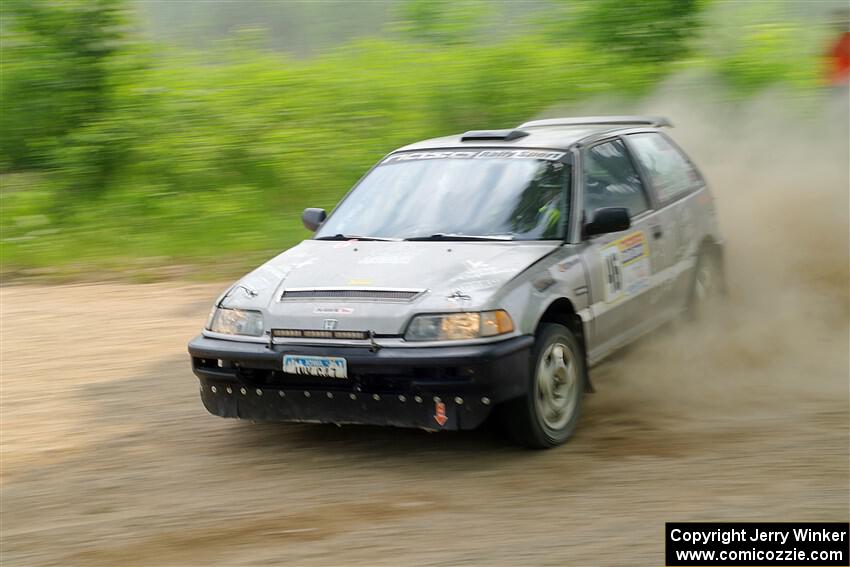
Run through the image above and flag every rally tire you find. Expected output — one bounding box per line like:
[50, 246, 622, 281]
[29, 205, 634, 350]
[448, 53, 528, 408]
[687, 248, 725, 321]
[501, 323, 585, 449]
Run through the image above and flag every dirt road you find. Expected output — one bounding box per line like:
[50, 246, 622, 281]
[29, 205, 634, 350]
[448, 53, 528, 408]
[1, 271, 847, 567]
[2, 97, 849, 566]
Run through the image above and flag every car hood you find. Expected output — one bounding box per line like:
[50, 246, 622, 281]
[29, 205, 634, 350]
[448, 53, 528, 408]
[218, 240, 559, 335]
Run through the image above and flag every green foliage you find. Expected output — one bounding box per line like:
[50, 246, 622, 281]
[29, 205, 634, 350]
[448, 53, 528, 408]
[0, 0, 131, 173]
[715, 23, 816, 93]
[544, 0, 706, 64]
[395, 0, 486, 45]
[137, 0, 394, 56]
[0, 0, 826, 279]
[701, 2, 824, 94]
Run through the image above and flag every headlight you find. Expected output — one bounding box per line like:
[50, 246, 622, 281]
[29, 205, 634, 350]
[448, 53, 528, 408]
[404, 310, 514, 341]
[206, 307, 264, 337]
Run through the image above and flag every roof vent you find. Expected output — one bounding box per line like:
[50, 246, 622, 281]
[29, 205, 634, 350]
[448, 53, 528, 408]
[460, 129, 530, 142]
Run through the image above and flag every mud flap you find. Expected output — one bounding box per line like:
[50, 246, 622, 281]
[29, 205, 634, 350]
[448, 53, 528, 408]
[199, 383, 477, 431]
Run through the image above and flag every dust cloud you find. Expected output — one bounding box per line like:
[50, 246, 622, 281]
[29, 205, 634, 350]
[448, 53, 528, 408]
[574, 85, 849, 448]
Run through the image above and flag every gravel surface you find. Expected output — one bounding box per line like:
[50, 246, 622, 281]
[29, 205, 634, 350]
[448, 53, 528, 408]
[1, 275, 846, 566]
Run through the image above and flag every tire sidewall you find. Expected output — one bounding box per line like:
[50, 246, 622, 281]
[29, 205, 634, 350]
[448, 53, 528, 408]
[525, 323, 585, 447]
[687, 250, 725, 320]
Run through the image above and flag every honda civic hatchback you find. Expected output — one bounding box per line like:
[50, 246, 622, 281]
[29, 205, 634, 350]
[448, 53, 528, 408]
[188, 115, 724, 448]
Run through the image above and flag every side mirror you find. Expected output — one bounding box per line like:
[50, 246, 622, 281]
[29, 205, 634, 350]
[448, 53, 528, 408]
[585, 207, 630, 237]
[302, 208, 327, 232]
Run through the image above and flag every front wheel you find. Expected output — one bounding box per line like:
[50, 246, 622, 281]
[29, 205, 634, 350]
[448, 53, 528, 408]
[501, 323, 585, 449]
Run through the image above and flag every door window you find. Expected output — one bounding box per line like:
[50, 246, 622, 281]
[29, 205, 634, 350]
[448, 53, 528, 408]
[583, 139, 650, 221]
[627, 133, 701, 203]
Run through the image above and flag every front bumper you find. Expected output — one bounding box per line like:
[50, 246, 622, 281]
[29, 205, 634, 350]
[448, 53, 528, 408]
[188, 334, 533, 431]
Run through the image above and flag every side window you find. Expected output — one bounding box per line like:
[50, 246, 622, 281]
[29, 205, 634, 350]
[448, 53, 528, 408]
[582, 139, 650, 221]
[627, 133, 701, 203]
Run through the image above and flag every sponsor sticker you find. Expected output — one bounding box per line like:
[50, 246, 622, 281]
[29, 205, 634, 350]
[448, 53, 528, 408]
[381, 149, 565, 165]
[558, 257, 580, 272]
[449, 260, 515, 283]
[313, 307, 354, 315]
[359, 255, 412, 265]
[600, 231, 651, 303]
[434, 401, 448, 427]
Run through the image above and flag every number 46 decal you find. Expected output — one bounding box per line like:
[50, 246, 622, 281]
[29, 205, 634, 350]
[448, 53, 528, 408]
[601, 245, 623, 301]
[599, 231, 650, 303]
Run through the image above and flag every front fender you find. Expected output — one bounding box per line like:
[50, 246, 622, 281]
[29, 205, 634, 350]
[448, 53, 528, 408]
[492, 248, 589, 337]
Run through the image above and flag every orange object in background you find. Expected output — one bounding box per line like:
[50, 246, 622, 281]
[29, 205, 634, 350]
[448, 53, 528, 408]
[826, 30, 850, 85]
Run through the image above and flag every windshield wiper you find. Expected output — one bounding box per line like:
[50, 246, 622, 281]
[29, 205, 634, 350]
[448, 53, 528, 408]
[316, 234, 400, 242]
[404, 233, 514, 241]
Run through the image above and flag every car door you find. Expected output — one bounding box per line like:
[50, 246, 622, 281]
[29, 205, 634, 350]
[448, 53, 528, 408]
[625, 132, 707, 313]
[578, 138, 664, 359]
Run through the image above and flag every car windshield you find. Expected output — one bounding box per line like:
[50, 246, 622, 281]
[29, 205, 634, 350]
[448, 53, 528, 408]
[315, 153, 570, 241]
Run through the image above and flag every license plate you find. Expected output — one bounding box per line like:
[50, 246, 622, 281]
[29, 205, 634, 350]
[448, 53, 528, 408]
[282, 355, 348, 379]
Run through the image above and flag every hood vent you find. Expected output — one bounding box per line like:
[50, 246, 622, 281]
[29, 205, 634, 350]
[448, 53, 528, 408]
[280, 288, 425, 302]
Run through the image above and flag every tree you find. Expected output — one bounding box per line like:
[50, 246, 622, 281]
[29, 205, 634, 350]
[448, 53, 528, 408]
[547, 0, 706, 64]
[0, 0, 130, 175]
[395, 0, 486, 45]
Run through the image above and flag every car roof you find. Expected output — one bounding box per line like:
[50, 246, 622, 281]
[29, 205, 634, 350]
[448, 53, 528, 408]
[392, 115, 672, 153]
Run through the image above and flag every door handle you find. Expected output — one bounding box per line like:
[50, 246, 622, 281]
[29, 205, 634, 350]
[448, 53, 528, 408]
[651, 225, 663, 239]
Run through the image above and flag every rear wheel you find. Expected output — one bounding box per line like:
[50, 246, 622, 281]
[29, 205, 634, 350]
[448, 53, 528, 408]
[501, 323, 585, 449]
[688, 249, 725, 320]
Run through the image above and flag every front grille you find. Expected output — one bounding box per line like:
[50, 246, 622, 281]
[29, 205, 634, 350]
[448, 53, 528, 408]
[272, 329, 370, 340]
[280, 288, 424, 301]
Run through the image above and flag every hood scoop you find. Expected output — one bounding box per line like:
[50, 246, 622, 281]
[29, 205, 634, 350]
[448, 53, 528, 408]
[280, 287, 426, 302]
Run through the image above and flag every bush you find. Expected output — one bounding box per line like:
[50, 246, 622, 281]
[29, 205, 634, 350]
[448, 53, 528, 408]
[0, 0, 826, 279]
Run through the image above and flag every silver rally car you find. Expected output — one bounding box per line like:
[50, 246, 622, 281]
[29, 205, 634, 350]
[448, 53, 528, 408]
[188, 115, 724, 448]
